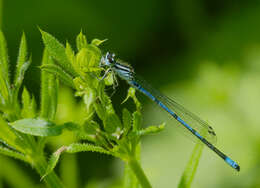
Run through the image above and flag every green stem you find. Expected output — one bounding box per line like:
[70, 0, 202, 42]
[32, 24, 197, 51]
[33, 155, 64, 188]
[127, 158, 152, 188]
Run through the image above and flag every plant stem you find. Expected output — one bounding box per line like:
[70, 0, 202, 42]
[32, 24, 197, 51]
[127, 158, 152, 188]
[33, 155, 64, 188]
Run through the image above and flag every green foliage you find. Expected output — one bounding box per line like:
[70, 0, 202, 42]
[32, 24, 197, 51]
[40, 49, 59, 120]
[14, 32, 30, 94]
[76, 31, 88, 51]
[0, 30, 11, 107]
[178, 143, 204, 188]
[21, 87, 36, 118]
[9, 118, 64, 137]
[38, 30, 166, 188]
[40, 64, 75, 88]
[0, 145, 27, 162]
[0, 29, 205, 188]
[39, 29, 77, 77]
[0, 30, 63, 188]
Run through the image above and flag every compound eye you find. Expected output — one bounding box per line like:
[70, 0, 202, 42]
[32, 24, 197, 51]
[107, 53, 115, 63]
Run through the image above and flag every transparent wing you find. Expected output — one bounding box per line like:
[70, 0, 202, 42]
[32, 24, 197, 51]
[131, 74, 217, 144]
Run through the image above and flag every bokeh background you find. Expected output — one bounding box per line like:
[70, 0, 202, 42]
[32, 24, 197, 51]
[1, 0, 260, 187]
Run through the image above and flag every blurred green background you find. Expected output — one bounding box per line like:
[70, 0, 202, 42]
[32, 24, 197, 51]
[1, 0, 260, 187]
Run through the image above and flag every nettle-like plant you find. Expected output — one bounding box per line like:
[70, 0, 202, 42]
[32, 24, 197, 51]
[0, 29, 203, 188]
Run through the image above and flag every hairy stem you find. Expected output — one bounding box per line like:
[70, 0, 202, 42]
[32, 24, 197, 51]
[127, 158, 152, 188]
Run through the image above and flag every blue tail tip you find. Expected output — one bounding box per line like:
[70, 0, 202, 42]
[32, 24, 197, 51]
[236, 165, 240, 172]
[225, 157, 240, 172]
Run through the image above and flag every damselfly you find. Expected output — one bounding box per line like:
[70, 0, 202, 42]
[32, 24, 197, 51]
[99, 52, 240, 171]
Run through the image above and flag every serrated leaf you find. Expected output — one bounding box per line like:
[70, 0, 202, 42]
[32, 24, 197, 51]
[14, 33, 29, 91]
[48, 76, 59, 120]
[9, 118, 63, 136]
[0, 30, 11, 103]
[91, 38, 107, 46]
[104, 72, 114, 86]
[123, 87, 141, 111]
[42, 143, 114, 180]
[0, 30, 10, 86]
[41, 64, 75, 88]
[93, 99, 106, 121]
[87, 44, 102, 67]
[122, 108, 132, 134]
[76, 31, 87, 51]
[21, 87, 36, 118]
[0, 145, 27, 162]
[75, 47, 101, 75]
[14, 59, 31, 92]
[178, 143, 204, 188]
[83, 88, 96, 112]
[84, 120, 100, 135]
[39, 29, 77, 77]
[0, 116, 24, 152]
[0, 76, 10, 105]
[65, 41, 75, 63]
[138, 123, 165, 136]
[132, 111, 142, 131]
[41, 146, 67, 180]
[97, 83, 110, 105]
[40, 49, 59, 120]
[66, 143, 112, 156]
[104, 111, 122, 134]
[61, 122, 80, 131]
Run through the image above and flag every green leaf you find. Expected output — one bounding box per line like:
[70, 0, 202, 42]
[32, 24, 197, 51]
[0, 30, 10, 86]
[0, 145, 27, 162]
[14, 58, 31, 96]
[83, 88, 96, 112]
[40, 49, 59, 120]
[123, 87, 141, 111]
[65, 41, 75, 65]
[93, 99, 106, 121]
[84, 120, 100, 135]
[75, 47, 101, 74]
[132, 111, 142, 131]
[104, 72, 114, 86]
[21, 87, 36, 118]
[0, 116, 24, 152]
[42, 142, 114, 180]
[104, 110, 122, 134]
[76, 31, 87, 51]
[9, 118, 63, 136]
[14, 32, 30, 91]
[178, 143, 204, 188]
[91, 38, 107, 46]
[138, 123, 165, 136]
[66, 143, 112, 156]
[39, 28, 77, 77]
[122, 108, 132, 134]
[41, 146, 67, 180]
[48, 76, 59, 121]
[41, 64, 75, 88]
[0, 30, 11, 104]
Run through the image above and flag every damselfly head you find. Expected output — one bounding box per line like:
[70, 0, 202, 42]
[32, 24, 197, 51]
[100, 52, 116, 67]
